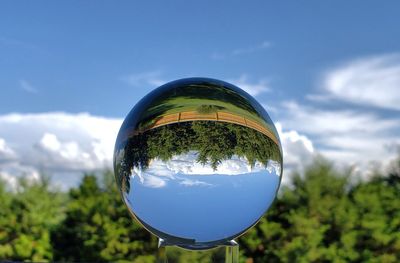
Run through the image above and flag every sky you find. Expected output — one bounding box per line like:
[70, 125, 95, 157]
[1, 1, 400, 189]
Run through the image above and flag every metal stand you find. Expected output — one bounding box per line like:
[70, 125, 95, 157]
[156, 238, 239, 263]
[225, 240, 239, 263]
[156, 239, 168, 263]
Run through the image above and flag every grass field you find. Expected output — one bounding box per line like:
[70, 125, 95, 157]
[140, 96, 278, 139]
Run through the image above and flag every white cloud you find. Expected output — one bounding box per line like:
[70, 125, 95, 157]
[0, 172, 18, 190]
[35, 133, 96, 171]
[19, 79, 37, 93]
[164, 152, 276, 176]
[38, 133, 61, 152]
[279, 101, 400, 173]
[0, 112, 122, 189]
[143, 174, 167, 188]
[281, 101, 398, 135]
[0, 138, 16, 163]
[317, 53, 400, 110]
[0, 165, 40, 191]
[179, 178, 212, 187]
[275, 123, 315, 181]
[122, 71, 165, 87]
[229, 75, 270, 96]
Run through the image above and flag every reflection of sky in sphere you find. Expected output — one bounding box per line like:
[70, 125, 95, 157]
[124, 153, 280, 243]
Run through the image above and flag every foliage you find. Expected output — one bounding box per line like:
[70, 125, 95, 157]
[51, 171, 158, 262]
[0, 176, 65, 262]
[196, 104, 225, 114]
[0, 157, 399, 262]
[238, 158, 400, 263]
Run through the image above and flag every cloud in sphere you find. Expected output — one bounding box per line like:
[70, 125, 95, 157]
[132, 152, 278, 189]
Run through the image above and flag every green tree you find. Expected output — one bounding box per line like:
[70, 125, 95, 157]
[0, 175, 65, 262]
[239, 157, 400, 262]
[348, 162, 400, 262]
[0, 178, 13, 259]
[52, 172, 158, 262]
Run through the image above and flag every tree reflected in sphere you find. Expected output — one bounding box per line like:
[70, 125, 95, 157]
[113, 78, 283, 250]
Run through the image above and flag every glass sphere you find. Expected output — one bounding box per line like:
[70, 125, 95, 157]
[113, 78, 282, 250]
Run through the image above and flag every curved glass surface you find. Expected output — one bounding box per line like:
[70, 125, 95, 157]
[114, 78, 283, 250]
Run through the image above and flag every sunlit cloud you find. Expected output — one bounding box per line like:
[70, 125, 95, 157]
[275, 123, 315, 181]
[0, 112, 122, 189]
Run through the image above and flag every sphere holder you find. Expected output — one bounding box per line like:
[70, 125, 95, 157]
[156, 238, 239, 263]
[114, 78, 283, 263]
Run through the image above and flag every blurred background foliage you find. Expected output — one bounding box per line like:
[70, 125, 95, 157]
[0, 156, 399, 262]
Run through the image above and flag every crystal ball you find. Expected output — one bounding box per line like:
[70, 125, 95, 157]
[113, 78, 282, 250]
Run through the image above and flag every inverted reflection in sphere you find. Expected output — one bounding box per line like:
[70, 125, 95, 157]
[113, 78, 283, 250]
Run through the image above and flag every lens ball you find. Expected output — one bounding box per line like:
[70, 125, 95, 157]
[114, 78, 283, 250]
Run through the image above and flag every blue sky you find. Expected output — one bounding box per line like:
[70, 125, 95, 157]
[128, 168, 279, 243]
[1, 1, 400, 188]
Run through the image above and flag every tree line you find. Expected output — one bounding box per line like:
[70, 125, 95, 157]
[0, 156, 399, 262]
[116, 121, 281, 193]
